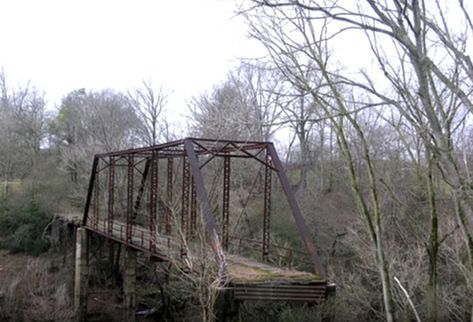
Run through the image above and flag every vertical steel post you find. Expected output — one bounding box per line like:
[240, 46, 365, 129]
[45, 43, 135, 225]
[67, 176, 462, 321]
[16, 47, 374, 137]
[267, 143, 325, 276]
[181, 157, 190, 257]
[93, 160, 100, 229]
[181, 158, 190, 236]
[222, 156, 231, 251]
[149, 154, 158, 251]
[262, 152, 272, 261]
[108, 156, 115, 235]
[126, 154, 134, 244]
[190, 177, 197, 238]
[166, 158, 173, 235]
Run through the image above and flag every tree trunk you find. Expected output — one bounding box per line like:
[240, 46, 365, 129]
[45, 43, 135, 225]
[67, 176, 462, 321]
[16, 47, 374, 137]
[2, 174, 8, 198]
[426, 150, 439, 322]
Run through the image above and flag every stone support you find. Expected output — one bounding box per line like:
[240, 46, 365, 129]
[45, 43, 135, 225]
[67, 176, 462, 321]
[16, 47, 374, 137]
[74, 227, 88, 322]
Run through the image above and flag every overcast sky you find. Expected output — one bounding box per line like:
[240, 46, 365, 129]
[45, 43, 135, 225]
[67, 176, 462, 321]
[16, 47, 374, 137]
[0, 0, 262, 114]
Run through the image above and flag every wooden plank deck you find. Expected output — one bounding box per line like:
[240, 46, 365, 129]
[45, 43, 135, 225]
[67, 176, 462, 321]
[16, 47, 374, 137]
[225, 254, 326, 303]
[226, 254, 320, 283]
[56, 213, 329, 303]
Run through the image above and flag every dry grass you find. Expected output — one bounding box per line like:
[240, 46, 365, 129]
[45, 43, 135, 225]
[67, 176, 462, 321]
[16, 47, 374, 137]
[0, 249, 74, 321]
[226, 254, 321, 283]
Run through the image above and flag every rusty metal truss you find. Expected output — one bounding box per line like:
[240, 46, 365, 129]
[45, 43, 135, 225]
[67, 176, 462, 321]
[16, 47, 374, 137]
[82, 138, 325, 276]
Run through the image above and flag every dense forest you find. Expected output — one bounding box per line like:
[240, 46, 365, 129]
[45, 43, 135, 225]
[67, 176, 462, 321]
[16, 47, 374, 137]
[1, 0, 473, 321]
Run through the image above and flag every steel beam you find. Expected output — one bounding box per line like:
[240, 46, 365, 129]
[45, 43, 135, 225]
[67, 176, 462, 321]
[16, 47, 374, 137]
[133, 158, 151, 220]
[262, 152, 271, 262]
[82, 156, 99, 226]
[166, 158, 173, 235]
[93, 162, 100, 229]
[96, 139, 185, 158]
[126, 154, 134, 244]
[181, 158, 190, 257]
[190, 177, 197, 238]
[107, 156, 115, 235]
[149, 155, 158, 251]
[184, 139, 226, 276]
[222, 156, 231, 251]
[229, 142, 276, 171]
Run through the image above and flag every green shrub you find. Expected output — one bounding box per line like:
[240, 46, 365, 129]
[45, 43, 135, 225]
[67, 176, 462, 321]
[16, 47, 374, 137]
[0, 199, 52, 255]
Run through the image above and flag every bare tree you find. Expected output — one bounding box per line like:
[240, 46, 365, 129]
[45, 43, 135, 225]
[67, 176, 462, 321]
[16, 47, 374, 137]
[242, 4, 397, 320]
[284, 88, 319, 190]
[241, 0, 473, 319]
[0, 71, 16, 197]
[237, 62, 285, 141]
[189, 63, 283, 142]
[128, 80, 170, 146]
[51, 89, 140, 205]
[0, 71, 47, 198]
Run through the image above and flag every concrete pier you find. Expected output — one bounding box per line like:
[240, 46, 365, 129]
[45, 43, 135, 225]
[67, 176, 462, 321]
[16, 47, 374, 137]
[74, 227, 88, 322]
[124, 248, 137, 322]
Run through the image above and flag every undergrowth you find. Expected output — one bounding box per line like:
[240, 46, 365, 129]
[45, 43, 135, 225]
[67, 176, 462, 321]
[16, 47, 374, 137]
[0, 198, 52, 255]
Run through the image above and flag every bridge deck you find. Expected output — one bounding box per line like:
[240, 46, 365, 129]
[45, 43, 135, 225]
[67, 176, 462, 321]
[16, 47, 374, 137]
[79, 219, 327, 302]
[84, 219, 319, 279]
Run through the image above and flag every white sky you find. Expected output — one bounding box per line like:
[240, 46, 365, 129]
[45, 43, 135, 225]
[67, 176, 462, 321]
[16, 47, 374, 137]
[0, 0, 263, 115]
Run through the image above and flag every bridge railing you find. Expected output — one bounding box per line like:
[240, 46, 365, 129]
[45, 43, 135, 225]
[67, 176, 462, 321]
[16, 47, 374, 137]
[227, 236, 312, 270]
[87, 214, 180, 259]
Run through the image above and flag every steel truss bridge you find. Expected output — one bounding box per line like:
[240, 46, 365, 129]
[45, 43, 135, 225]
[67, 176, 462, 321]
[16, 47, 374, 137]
[80, 138, 333, 318]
